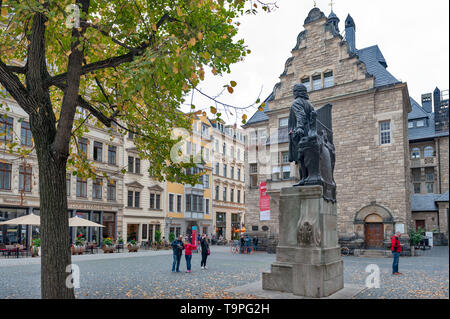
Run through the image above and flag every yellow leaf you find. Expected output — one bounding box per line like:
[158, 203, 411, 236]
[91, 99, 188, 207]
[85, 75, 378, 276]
[177, 7, 183, 16]
[211, 68, 217, 75]
[188, 37, 197, 47]
[152, 24, 157, 31]
[227, 86, 234, 94]
[197, 32, 203, 41]
[242, 114, 247, 120]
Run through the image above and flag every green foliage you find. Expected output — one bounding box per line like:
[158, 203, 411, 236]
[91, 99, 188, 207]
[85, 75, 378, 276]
[169, 232, 176, 242]
[75, 237, 86, 246]
[409, 227, 425, 246]
[32, 238, 41, 247]
[103, 237, 114, 246]
[118, 237, 124, 244]
[0, 0, 268, 185]
[129, 239, 137, 246]
[155, 230, 162, 243]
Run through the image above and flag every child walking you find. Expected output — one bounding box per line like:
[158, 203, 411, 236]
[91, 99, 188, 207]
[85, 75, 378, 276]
[183, 238, 197, 273]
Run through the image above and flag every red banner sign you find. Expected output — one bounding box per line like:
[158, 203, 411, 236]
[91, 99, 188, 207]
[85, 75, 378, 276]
[259, 181, 270, 221]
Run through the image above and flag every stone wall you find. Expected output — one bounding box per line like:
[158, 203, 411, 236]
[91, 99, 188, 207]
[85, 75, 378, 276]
[437, 136, 449, 193]
[244, 10, 411, 246]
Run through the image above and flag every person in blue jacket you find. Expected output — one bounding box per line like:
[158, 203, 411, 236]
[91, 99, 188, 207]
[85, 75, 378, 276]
[171, 235, 184, 272]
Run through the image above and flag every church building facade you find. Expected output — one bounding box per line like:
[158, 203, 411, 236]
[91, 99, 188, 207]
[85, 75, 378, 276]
[243, 7, 414, 249]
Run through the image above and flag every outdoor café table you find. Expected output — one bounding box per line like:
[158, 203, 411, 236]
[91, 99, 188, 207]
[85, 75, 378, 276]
[6, 246, 20, 258]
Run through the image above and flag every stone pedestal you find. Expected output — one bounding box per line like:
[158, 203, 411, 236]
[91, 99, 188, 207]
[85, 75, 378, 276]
[262, 185, 344, 298]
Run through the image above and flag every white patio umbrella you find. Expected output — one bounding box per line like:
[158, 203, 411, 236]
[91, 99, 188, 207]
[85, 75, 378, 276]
[68, 216, 104, 228]
[0, 213, 41, 226]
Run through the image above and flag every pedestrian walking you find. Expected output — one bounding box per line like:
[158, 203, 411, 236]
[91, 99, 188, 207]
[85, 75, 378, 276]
[244, 235, 251, 254]
[253, 236, 258, 252]
[240, 235, 245, 253]
[171, 235, 184, 273]
[391, 231, 403, 275]
[184, 238, 197, 273]
[200, 234, 210, 269]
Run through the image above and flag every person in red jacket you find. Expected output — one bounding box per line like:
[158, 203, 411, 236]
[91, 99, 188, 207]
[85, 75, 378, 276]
[391, 231, 403, 275]
[183, 238, 197, 273]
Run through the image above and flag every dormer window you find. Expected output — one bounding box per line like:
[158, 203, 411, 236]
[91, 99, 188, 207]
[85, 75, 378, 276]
[408, 122, 414, 128]
[416, 120, 424, 127]
[324, 71, 334, 88]
[301, 76, 310, 92]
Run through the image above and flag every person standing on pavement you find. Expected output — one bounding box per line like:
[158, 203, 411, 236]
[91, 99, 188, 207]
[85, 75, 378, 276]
[240, 235, 245, 254]
[171, 235, 184, 272]
[183, 237, 197, 273]
[391, 231, 403, 275]
[252, 236, 258, 252]
[200, 234, 210, 270]
[244, 235, 251, 253]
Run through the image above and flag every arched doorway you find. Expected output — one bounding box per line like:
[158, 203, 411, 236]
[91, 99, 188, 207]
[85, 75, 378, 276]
[354, 204, 394, 249]
[364, 214, 384, 248]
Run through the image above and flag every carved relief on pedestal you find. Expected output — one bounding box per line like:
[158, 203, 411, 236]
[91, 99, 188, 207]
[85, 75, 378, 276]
[296, 219, 321, 247]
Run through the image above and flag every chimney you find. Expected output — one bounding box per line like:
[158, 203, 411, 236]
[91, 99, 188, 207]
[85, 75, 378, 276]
[433, 87, 441, 110]
[345, 14, 356, 54]
[421, 93, 432, 113]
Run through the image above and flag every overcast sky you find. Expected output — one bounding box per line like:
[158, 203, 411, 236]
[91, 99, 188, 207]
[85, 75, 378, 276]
[181, 0, 449, 126]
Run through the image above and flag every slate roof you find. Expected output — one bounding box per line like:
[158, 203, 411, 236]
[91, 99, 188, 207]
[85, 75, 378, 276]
[411, 194, 439, 212]
[408, 98, 430, 120]
[408, 113, 436, 141]
[356, 45, 399, 87]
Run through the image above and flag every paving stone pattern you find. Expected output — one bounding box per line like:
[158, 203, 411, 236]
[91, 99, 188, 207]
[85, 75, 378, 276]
[0, 246, 447, 299]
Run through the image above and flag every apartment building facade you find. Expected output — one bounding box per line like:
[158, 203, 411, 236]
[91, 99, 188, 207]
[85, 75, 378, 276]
[210, 120, 246, 240]
[0, 95, 125, 245]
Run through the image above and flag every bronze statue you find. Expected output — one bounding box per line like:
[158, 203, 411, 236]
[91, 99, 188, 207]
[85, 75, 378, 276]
[288, 83, 336, 202]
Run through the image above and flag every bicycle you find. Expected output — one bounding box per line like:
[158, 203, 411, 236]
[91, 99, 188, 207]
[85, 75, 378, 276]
[340, 246, 350, 256]
[230, 240, 240, 254]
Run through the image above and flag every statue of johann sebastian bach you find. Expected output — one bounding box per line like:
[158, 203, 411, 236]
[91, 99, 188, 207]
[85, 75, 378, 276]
[288, 83, 336, 202]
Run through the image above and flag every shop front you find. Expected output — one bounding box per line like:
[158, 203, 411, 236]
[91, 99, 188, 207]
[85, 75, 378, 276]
[0, 207, 40, 248]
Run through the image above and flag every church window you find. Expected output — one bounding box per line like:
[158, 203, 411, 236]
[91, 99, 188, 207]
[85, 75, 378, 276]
[408, 122, 414, 128]
[312, 74, 322, 90]
[301, 77, 310, 92]
[411, 148, 420, 159]
[416, 120, 424, 127]
[424, 146, 434, 157]
[379, 120, 391, 145]
[324, 71, 334, 88]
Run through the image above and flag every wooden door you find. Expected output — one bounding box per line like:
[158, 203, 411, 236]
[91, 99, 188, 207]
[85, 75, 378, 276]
[365, 223, 384, 248]
[415, 220, 425, 231]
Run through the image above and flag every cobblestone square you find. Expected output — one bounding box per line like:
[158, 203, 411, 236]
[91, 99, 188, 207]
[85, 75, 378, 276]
[0, 246, 447, 299]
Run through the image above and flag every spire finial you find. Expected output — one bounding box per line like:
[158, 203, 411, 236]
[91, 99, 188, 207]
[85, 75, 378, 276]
[329, 0, 335, 12]
[313, 0, 317, 8]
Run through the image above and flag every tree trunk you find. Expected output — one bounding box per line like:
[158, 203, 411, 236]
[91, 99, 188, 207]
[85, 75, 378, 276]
[32, 115, 75, 299]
